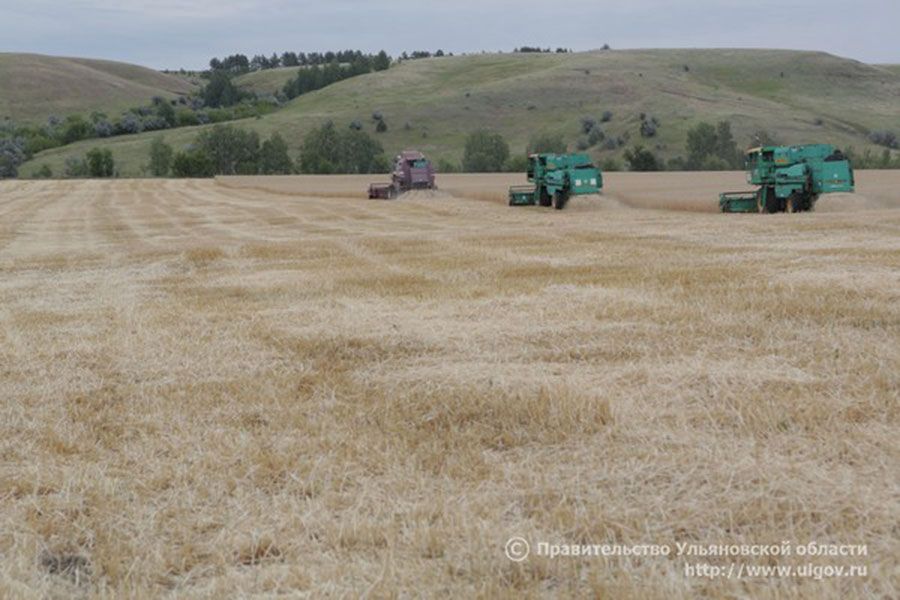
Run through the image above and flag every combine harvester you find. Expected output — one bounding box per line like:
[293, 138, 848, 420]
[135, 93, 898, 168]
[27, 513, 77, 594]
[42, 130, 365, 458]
[719, 144, 854, 213]
[508, 153, 602, 210]
[368, 150, 436, 199]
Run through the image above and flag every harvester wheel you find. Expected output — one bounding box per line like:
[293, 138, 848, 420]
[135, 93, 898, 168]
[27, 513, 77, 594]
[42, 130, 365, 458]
[786, 194, 797, 213]
[763, 187, 779, 213]
[539, 188, 552, 207]
[552, 191, 569, 210]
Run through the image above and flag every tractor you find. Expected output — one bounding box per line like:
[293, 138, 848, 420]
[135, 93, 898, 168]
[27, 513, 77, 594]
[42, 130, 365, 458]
[508, 153, 602, 210]
[368, 150, 436, 199]
[719, 144, 854, 213]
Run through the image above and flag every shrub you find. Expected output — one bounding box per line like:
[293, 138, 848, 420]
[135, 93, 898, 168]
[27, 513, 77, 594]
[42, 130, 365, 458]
[195, 124, 260, 175]
[599, 157, 621, 172]
[575, 136, 591, 151]
[46, 115, 62, 131]
[156, 101, 177, 127]
[639, 114, 659, 138]
[232, 103, 262, 120]
[299, 121, 386, 174]
[375, 119, 388, 133]
[373, 51, 391, 71]
[624, 145, 661, 171]
[686, 121, 740, 169]
[667, 156, 687, 171]
[61, 115, 93, 144]
[94, 120, 113, 138]
[115, 113, 144, 135]
[141, 117, 169, 132]
[176, 109, 200, 127]
[640, 120, 657, 138]
[349, 120, 363, 131]
[504, 154, 530, 173]
[580, 116, 599, 135]
[34, 164, 53, 179]
[340, 128, 388, 173]
[22, 133, 58, 155]
[202, 71, 243, 108]
[601, 111, 613, 123]
[713, 121, 740, 167]
[148, 137, 174, 177]
[868, 130, 898, 149]
[527, 133, 567, 154]
[436, 158, 460, 173]
[588, 128, 605, 146]
[86, 148, 115, 177]
[64, 156, 88, 178]
[206, 109, 233, 124]
[462, 130, 510, 172]
[259, 133, 294, 174]
[172, 148, 215, 177]
[0, 154, 17, 179]
[0, 138, 26, 178]
[699, 156, 731, 171]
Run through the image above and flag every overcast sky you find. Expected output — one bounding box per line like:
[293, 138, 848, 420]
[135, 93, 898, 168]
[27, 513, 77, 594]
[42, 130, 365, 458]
[1, 0, 898, 69]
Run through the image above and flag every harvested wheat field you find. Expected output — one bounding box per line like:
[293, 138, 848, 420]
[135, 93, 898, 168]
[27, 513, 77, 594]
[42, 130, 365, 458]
[1, 172, 898, 598]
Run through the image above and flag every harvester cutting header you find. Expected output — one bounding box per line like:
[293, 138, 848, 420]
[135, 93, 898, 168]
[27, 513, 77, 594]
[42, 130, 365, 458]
[369, 150, 436, 199]
[720, 144, 854, 213]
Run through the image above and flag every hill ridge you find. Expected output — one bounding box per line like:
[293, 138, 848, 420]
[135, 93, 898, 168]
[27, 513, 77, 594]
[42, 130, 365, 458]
[0, 52, 198, 123]
[16, 48, 900, 176]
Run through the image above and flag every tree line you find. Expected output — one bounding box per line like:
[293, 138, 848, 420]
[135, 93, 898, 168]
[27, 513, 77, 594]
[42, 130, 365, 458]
[282, 55, 391, 100]
[514, 47, 572, 53]
[142, 122, 389, 178]
[207, 49, 455, 75]
[14, 114, 900, 180]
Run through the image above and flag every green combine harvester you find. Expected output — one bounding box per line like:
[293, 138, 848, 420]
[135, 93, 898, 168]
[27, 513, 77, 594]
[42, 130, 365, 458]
[719, 144, 854, 213]
[509, 153, 602, 210]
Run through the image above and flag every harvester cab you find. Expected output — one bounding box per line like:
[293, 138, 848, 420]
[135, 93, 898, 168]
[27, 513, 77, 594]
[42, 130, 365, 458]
[719, 144, 854, 213]
[508, 153, 602, 210]
[368, 150, 437, 199]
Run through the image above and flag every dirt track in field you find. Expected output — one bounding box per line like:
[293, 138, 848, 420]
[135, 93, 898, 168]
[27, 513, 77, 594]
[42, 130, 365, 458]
[0, 173, 898, 597]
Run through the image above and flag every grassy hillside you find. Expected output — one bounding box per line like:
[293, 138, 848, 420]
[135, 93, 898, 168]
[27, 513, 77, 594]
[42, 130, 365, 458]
[0, 53, 199, 123]
[234, 67, 297, 95]
[21, 49, 900, 176]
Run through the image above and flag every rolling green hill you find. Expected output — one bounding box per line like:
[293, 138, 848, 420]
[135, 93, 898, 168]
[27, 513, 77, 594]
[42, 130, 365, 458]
[234, 67, 297, 95]
[20, 49, 900, 176]
[0, 53, 199, 123]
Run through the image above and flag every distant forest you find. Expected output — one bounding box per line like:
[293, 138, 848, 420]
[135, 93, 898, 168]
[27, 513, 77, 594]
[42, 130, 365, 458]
[205, 49, 450, 75]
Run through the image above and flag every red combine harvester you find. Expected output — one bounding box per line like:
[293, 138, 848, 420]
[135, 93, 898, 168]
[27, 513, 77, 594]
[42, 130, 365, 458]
[368, 150, 436, 199]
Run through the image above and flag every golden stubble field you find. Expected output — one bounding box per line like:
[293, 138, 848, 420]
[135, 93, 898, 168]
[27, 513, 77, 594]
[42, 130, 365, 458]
[0, 172, 898, 598]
